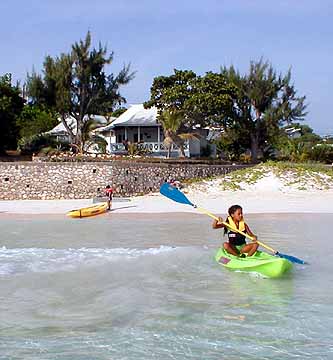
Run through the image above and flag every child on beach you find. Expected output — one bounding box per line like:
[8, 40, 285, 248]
[105, 185, 113, 211]
[212, 205, 258, 257]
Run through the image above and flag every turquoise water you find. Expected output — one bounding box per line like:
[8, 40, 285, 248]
[0, 213, 332, 359]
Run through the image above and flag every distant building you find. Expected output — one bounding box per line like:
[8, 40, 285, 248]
[285, 127, 302, 139]
[47, 104, 219, 157]
[46, 115, 109, 143]
[96, 104, 217, 157]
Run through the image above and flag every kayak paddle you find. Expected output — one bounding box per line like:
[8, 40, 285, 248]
[160, 183, 306, 265]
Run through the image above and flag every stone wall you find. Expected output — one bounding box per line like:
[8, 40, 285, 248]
[0, 161, 249, 200]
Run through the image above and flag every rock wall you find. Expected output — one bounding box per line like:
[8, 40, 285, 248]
[0, 162, 249, 200]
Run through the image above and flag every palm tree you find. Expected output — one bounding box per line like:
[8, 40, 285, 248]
[82, 118, 108, 153]
[159, 110, 198, 158]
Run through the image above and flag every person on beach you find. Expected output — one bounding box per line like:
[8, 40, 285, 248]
[212, 205, 258, 257]
[105, 185, 113, 211]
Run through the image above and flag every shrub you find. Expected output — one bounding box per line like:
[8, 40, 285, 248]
[18, 134, 68, 155]
[308, 145, 333, 163]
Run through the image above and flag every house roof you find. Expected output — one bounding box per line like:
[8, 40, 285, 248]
[94, 117, 118, 133]
[46, 117, 76, 135]
[110, 104, 159, 127]
[46, 115, 108, 136]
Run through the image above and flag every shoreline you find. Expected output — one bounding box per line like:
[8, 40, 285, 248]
[1, 190, 333, 215]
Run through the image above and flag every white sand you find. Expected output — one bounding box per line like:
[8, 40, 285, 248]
[1, 190, 333, 215]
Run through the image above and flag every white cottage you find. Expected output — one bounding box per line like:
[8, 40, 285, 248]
[97, 104, 217, 157]
[47, 105, 218, 157]
[96, 104, 170, 154]
[46, 115, 109, 142]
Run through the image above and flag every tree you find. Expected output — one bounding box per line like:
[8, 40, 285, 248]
[144, 69, 236, 127]
[145, 69, 236, 157]
[27, 31, 134, 153]
[221, 59, 307, 162]
[145, 69, 196, 111]
[186, 71, 236, 126]
[0, 74, 25, 153]
[110, 107, 127, 118]
[81, 118, 108, 153]
[17, 105, 58, 138]
[159, 110, 197, 158]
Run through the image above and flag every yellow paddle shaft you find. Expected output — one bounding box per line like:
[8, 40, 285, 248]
[195, 206, 278, 254]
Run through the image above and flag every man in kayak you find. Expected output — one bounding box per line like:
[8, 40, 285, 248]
[212, 205, 258, 257]
[105, 185, 113, 211]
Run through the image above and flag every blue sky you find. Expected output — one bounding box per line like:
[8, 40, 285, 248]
[1, 0, 332, 134]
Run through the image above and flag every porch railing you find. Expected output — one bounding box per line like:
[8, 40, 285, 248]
[110, 142, 189, 153]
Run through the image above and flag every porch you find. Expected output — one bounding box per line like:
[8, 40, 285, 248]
[110, 141, 189, 157]
[103, 125, 190, 157]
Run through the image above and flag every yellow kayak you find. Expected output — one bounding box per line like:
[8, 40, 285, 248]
[67, 202, 108, 218]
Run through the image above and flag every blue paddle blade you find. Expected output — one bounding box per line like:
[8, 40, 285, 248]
[276, 252, 306, 264]
[160, 183, 194, 207]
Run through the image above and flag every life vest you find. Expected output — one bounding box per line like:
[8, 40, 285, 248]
[226, 216, 246, 246]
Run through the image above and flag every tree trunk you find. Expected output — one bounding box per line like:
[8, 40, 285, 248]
[167, 145, 171, 158]
[250, 111, 262, 163]
[250, 133, 259, 163]
[173, 136, 186, 158]
[179, 143, 186, 158]
[60, 114, 75, 144]
[75, 115, 84, 154]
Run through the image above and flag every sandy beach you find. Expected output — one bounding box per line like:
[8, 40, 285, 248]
[1, 189, 333, 215]
[1, 170, 333, 215]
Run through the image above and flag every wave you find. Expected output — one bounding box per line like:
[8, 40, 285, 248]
[0, 245, 178, 276]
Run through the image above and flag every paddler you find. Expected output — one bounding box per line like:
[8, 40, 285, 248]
[212, 205, 258, 257]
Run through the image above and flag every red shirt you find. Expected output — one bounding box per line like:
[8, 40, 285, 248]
[105, 188, 113, 198]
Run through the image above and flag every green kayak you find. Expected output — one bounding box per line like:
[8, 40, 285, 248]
[215, 247, 292, 278]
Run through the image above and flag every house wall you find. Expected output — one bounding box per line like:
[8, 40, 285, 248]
[113, 126, 161, 143]
[0, 161, 250, 199]
[189, 139, 201, 156]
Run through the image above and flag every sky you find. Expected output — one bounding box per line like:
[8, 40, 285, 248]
[1, 0, 332, 134]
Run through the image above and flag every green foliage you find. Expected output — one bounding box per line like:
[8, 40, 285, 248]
[273, 122, 327, 163]
[186, 72, 236, 126]
[0, 74, 25, 153]
[208, 162, 333, 191]
[284, 123, 314, 135]
[144, 69, 236, 127]
[276, 138, 309, 162]
[81, 118, 108, 153]
[158, 110, 199, 158]
[324, 137, 333, 144]
[17, 105, 58, 138]
[159, 110, 186, 157]
[144, 69, 197, 112]
[18, 134, 59, 154]
[27, 31, 134, 153]
[221, 59, 307, 162]
[127, 142, 151, 156]
[85, 134, 108, 153]
[307, 145, 333, 163]
[215, 128, 250, 161]
[111, 107, 127, 118]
